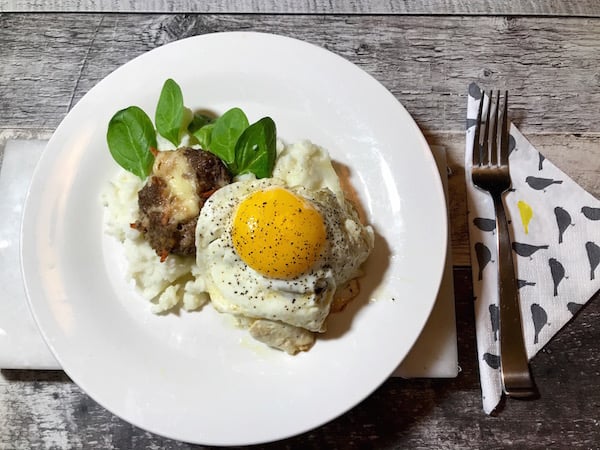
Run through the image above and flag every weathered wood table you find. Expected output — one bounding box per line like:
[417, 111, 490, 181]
[1, 2, 599, 448]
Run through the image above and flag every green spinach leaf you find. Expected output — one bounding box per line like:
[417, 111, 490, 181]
[155, 78, 184, 146]
[208, 107, 249, 166]
[234, 117, 276, 179]
[187, 112, 214, 135]
[106, 78, 278, 181]
[193, 123, 215, 150]
[107, 106, 157, 180]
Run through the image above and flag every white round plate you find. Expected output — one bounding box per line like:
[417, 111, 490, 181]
[22, 32, 447, 446]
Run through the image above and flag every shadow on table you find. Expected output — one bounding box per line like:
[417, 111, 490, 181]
[1, 369, 69, 382]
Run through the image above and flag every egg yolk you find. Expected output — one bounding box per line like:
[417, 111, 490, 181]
[232, 187, 327, 279]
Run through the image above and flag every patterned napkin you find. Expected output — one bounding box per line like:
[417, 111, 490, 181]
[465, 83, 600, 414]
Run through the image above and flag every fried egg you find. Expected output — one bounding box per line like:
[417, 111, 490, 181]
[196, 170, 373, 334]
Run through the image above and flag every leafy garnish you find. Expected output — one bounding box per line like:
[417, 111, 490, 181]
[234, 117, 277, 178]
[107, 106, 157, 180]
[155, 78, 184, 146]
[106, 79, 277, 180]
[193, 122, 214, 150]
[208, 108, 249, 166]
[187, 112, 214, 135]
[198, 109, 276, 178]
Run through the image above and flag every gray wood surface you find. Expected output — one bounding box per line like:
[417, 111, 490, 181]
[3, 0, 600, 16]
[1, 11, 600, 449]
[4, 13, 600, 134]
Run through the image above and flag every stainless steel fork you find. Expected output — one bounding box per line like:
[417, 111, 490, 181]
[472, 90, 538, 399]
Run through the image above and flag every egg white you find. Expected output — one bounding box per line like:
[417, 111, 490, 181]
[196, 170, 374, 333]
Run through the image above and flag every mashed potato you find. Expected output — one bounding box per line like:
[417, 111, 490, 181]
[101, 170, 209, 313]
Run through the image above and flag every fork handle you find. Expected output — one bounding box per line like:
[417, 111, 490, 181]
[493, 192, 538, 398]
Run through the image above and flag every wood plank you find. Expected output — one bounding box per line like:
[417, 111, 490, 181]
[2, 14, 600, 135]
[2, 0, 600, 16]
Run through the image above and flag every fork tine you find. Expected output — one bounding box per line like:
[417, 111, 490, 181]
[481, 90, 492, 166]
[499, 90, 509, 165]
[490, 90, 500, 166]
[473, 91, 485, 167]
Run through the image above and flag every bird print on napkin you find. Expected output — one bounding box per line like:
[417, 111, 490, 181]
[465, 83, 600, 414]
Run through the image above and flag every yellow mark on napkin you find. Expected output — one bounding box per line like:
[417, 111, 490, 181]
[518, 200, 533, 234]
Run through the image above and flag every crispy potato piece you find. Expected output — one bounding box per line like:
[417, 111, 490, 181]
[249, 319, 315, 355]
[330, 278, 360, 313]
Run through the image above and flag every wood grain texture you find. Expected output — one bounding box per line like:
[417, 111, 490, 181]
[3, 14, 600, 134]
[2, 11, 600, 449]
[3, 0, 600, 16]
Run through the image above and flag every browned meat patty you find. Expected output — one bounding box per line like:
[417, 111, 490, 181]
[134, 147, 231, 260]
